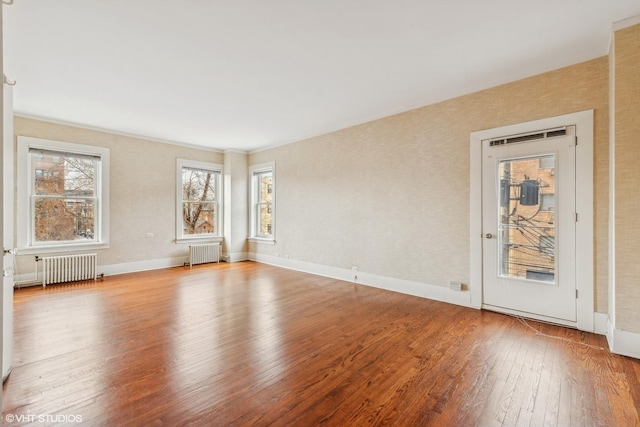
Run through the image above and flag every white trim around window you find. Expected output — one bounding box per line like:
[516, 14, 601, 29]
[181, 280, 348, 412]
[17, 136, 110, 254]
[248, 162, 275, 244]
[176, 158, 224, 244]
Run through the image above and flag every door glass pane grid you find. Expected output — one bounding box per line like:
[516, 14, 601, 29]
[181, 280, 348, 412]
[497, 154, 556, 284]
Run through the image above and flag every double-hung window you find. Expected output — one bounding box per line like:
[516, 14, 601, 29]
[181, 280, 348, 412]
[176, 159, 223, 242]
[17, 136, 110, 253]
[249, 162, 275, 243]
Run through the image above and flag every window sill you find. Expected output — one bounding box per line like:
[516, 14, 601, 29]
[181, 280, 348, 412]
[17, 242, 110, 255]
[247, 237, 275, 245]
[176, 236, 223, 245]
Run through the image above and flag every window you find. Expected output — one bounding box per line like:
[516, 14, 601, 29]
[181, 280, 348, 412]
[249, 162, 275, 242]
[176, 159, 223, 242]
[17, 137, 110, 253]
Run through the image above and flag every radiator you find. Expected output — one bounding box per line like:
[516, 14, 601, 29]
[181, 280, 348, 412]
[189, 244, 220, 267]
[42, 253, 98, 287]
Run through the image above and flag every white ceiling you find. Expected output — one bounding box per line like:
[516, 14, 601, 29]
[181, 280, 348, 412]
[4, 1, 640, 152]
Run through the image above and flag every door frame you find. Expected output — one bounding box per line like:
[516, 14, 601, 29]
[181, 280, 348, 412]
[2, 83, 12, 381]
[470, 110, 594, 332]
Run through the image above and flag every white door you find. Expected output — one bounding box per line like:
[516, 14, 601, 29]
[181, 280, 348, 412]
[2, 84, 13, 380]
[482, 126, 576, 322]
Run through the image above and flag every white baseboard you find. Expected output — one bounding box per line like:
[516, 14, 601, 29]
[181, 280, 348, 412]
[607, 318, 640, 359]
[16, 253, 468, 309]
[99, 257, 186, 276]
[14, 256, 187, 285]
[222, 252, 249, 263]
[13, 272, 40, 287]
[23, 253, 630, 355]
[249, 253, 472, 308]
[17, 253, 637, 359]
[593, 312, 609, 335]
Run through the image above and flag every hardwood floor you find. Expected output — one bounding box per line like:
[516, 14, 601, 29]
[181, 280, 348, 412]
[2, 261, 639, 426]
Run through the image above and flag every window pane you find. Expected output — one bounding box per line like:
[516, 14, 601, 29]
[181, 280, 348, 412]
[250, 164, 274, 240]
[182, 168, 216, 202]
[183, 202, 216, 235]
[34, 198, 96, 242]
[258, 172, 272, 203]
[498, 154, 555, 283]
[258, 203, 272, 236]
[34, 153, 95, 197]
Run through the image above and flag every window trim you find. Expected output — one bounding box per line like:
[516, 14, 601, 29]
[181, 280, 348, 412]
[17, 136, 110, 254]
[176, 158, 224, 244]
[248, 162, 275, 244]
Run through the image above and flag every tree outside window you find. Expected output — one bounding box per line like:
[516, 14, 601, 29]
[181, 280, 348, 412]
[182, 167, 218, 235]
[177, 159, 222, 241]
[31, 150, 98, 243]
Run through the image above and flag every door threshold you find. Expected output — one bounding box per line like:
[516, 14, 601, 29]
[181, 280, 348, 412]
[482, 304, 578, 329]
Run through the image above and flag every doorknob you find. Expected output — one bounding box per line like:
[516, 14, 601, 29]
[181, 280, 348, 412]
[485, 233, 493, 239]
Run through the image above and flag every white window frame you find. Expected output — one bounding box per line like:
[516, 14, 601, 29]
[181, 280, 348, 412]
[248, 162, 275, 244]
[17, 136, 110, 254]
[176, 158, 223, 244]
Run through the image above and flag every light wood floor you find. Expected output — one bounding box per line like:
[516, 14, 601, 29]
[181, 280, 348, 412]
[2, 262, 639, 426]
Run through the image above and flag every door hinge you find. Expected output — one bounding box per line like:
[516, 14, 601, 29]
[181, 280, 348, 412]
[575, 212, 578, 222]
[576, 289, 579, 299]
[575, 136, 578, 146]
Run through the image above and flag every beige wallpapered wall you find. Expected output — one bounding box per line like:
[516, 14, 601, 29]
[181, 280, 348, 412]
[250, 57, 610, 312]
[613, 23, 640, 332]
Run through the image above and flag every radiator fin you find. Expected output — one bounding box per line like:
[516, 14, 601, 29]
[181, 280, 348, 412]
[42, 253, 98, 287]
[189, 244, 220, 267]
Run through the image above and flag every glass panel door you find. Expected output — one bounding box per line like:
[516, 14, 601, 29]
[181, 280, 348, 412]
[482, 124, 577, 322]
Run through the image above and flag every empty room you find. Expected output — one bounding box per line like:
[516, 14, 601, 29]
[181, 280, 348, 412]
[1, 1, 640, 425]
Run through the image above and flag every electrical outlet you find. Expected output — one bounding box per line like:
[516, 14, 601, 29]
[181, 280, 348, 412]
[449, 281, 463, 291]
